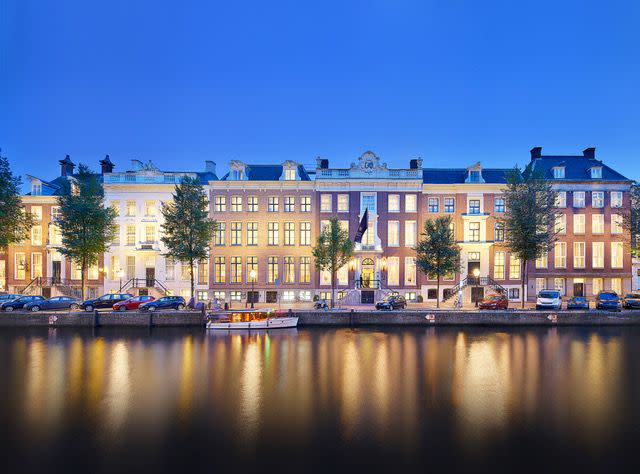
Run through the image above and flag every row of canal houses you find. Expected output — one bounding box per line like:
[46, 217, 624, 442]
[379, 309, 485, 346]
[0, 148, 634, 305]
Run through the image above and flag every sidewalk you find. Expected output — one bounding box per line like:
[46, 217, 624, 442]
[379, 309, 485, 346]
[224, 300, 538, 312]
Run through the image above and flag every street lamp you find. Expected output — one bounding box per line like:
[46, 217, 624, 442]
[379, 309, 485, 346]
[249, 269, 257, 309]
[473, 268, 480, 307]
[117, 269, 124, 292]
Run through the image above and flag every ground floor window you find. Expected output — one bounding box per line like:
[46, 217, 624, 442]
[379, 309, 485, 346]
[282, 290, 295, 302]
[611, 278, 622, 295]
[536, 278, 546, 295]
[266, 291, 278, 303]
[197, 290, 208, 301]
[213, 291, 226, 301]
[405, 292, 417, 301]
[427, 288, 437, 300]
[554, 278, 565, 295]
[508, 288, 520, 300]
[443, 288, 455, 301]
[592, 278, 603, 296]
[319, 291, 332, 300]
[230, 291, 242, 301]
[337, 290, 347, 300]
[299, 290, 311, 301]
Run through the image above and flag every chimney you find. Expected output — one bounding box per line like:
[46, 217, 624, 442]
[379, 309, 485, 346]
[99, 154, 115, 174]
[316, 156, 329, 169]
[59, 155, 75, 177]
[530, 147, 542, 160]
[205, 160, 216, 174]
[583, 147, 596, 159]
[409, 157, 423, 169]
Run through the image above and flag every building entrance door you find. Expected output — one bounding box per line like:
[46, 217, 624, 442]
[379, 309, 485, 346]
[146, 267, 155, 287]
[360, 258, 376, 288]
[573, 282, 584, 297]
[52, 261, 61, 284]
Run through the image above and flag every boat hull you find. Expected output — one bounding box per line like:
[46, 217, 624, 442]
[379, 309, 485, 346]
[206, 316, 299, 330]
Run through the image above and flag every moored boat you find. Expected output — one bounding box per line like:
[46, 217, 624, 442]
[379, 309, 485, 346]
[206, 308, 298, 330]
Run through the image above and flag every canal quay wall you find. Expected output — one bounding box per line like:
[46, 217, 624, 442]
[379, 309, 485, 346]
[1, 309, 640, 328]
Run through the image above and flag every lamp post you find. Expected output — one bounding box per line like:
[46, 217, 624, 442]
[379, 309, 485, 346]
[249, 269, 257, 309]
[117, 269, 124, 292]
[473, 268, 480, 307]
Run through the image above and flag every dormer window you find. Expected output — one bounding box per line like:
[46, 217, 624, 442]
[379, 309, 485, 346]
[591, 167, 602, 179]
[465, 162, 484, 183]
[229, 161, 247, 181]
[280, 161, 299, 181]
[553, 167, 565, 179]
[31, 181, 42, 195]
[231, 169, 244, 180]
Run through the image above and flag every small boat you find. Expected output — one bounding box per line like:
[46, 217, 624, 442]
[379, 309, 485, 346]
[206, 308, 299, 330]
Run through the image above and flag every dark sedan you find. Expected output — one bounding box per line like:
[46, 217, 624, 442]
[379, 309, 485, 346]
[24, 296, 81, 312]
[0, 293, 23, 303]
[566, 297, 589, 310]
[1, 295, 45, 312]
[375, 294, 406, 310]
[139, 296, 186, 311]
[80, 293, 134, 311]
[622, 293, 640, 309]
[595, 291, 622, 311]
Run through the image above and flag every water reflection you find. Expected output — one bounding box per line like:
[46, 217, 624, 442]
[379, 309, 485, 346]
[0, 327, 636, 471]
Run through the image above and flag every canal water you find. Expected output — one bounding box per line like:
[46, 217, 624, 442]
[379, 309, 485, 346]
[1, 327, 639, 473]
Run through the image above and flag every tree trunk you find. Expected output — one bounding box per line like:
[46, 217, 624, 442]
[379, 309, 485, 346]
[436, 276, 441, 309]
[190, 259, 195, 301]
[81, 259, 86, 302]
[521, 260, 526, 309]
[330, 268, 336, 309]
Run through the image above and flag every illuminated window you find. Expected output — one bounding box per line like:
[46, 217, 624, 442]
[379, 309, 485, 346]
[388, 221, 400, 246]
[126, 200, 136, 216]
[405, 194, 417, 212]
[494, 251, 505, 279]
[611, 192, 623, 208]
[300, 222, 311, 246]
[31, 225, 42, 246]
[247, 222, 258, 246]
[214, 222, 225, 246]
[405, 221, 417, 246]
[214, 257, 225, 283]
[469, 222, 480, 242]
[145, 200, 156, 216]
[611, 214, 623, 234]
[230, 257, 242, 283]
[555, 192, 566, 208]
[592, 214, 604, 234]
[404, 257, 416, 285]
[268, 197, 279, 212]
[284, 256, 295, 283]
[231, 196, 242, 212]
[126, 225, 136, 245]
[555, 214, 566, 234]
[320, 194, 332, 212]
[284, 222, 295, 245]
[611, 242, 624, 268]
[573, 242, 584, 269]
[300, 257, 310, 283]
[300, 196, 311, 212]
[573, 214, 585, 234]
[573, 192, 585, 208]
[214, 195, 226, 212]
[592, 192, 604, 208]
[284, 196, 295, 212]
[268, 257, 278, 283]
[268, 222, 279, 245]
[592, 242, 604, 268]
[284, 168, 297, 180]
[510, 256, 521, 279]
[247, 196, 258, 212]
[230, 222, 242, 245]
[388, 194, 400, 212]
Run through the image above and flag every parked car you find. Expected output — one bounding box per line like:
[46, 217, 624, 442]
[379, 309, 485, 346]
[375, 294, 407, 310]
[536, 290, 562, 310]
[113, 295, 155, 311]
[139, 296, 186, 311]
[80, 293, 134, 312]
[24, 296, 81, 312]
[313, 299, 329, 310]
[566, 296, 589, 310]
[596, 291, 622, 311]
[478, 294, 508, 310]
[1, 295, 45, 312]
[622, 293, 640, 309]
[0, 293, 23, 302]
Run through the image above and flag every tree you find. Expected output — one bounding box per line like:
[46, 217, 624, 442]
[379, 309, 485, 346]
[415, 216, 460, 308]
[621, 182, 640, 256]
[160, 176, 217, 300]
[0, 151, 34, 251]
[312, 217, 355, 308]
[499, 166, 559, 308]
[56, 164, 117, 300]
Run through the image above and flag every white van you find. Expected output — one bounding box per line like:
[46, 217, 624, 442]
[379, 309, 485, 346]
[536, 290, 562, 310]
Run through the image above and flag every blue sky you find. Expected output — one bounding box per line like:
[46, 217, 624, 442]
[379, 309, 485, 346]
[1, 0, 639, 183]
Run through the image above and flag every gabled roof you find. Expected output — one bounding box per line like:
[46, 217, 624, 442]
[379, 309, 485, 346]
[221, 164, 311, 181]
[422, 168, 513, 184]
[526, 155, 630, 182]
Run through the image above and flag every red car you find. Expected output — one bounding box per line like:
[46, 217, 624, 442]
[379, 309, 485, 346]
[478, 294, 509, 310]
[113, 295, 155, 311]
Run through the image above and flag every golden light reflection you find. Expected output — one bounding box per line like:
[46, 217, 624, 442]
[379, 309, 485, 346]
[105, 341, 131, 432]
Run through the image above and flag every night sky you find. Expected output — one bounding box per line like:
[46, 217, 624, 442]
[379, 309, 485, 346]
[2, 0, 639, 183]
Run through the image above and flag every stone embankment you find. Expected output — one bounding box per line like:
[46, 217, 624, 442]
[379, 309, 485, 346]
[0, 309, 639, 327]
